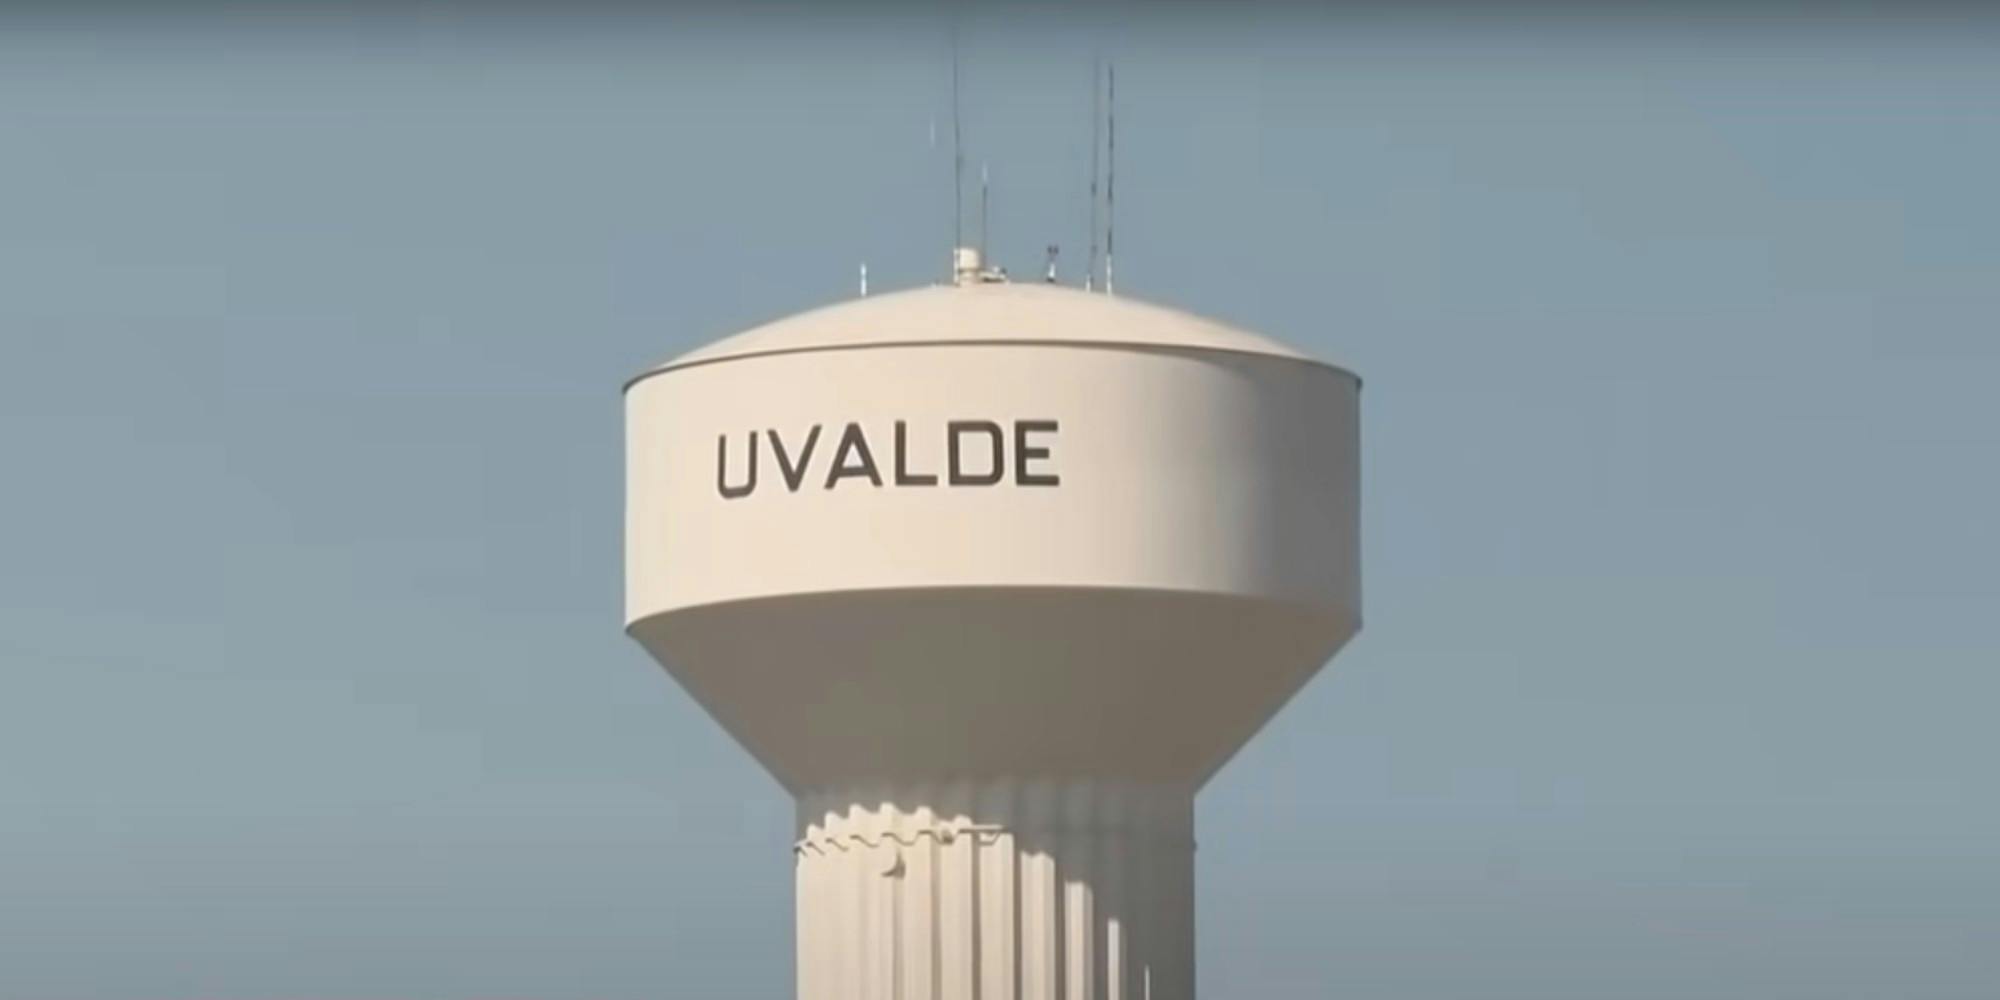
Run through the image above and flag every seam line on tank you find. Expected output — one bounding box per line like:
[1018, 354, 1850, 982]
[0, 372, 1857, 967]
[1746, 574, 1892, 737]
[623, 339, 1363, 392]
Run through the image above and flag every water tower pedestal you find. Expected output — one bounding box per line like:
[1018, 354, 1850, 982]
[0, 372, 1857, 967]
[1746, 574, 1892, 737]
[796, 780, 1194, 999]
[626, 283, 1361, 999]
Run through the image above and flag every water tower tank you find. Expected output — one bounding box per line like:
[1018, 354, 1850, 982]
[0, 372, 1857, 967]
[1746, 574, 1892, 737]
[625, 271, 1360, 999]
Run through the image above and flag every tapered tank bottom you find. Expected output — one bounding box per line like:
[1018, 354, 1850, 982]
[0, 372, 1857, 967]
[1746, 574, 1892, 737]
[796, 779, 1195, 1000]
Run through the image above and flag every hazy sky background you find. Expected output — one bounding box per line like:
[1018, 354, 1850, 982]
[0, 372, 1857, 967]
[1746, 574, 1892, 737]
[3, 5, 1997, 998]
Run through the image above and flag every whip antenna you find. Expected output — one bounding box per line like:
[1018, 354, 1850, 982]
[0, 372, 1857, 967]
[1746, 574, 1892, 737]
[951, 18, 964, 271]
[1105, 62, 1117, 295]
[1088, 55, 1102, 291]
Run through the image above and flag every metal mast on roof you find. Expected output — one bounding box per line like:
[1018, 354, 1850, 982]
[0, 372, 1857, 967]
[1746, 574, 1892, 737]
[1088, 54, 1102, 292]
[1105, 62, 1117, 295]
[951, 14, 964, 275]
[956, 26, 964, 268]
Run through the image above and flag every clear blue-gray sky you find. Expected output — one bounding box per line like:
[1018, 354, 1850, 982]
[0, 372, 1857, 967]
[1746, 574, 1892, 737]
[3, 5, 1996, 998]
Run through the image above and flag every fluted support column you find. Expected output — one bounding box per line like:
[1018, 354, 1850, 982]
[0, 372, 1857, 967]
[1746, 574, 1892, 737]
[795, 779, 1196, 1000]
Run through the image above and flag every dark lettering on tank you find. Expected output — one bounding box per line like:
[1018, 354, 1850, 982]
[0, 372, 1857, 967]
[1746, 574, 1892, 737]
[894, 420, 938, 487]
[716, 432, 757, 499]
[947, 420, 1006, 486]
[825, 422, 883, 489]
[769, 425, 822, 493]
[715, 420, 1058, 499]
[1014, 420, 1060, 487]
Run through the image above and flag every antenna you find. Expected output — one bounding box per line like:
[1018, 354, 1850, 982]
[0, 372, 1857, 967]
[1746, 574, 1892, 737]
[951, 16, 965, 273]
[1045, 244, 1060, 283]
[980, 162, 990, 264]
[1088, 55, 1104, 292]
[1105, 63, 1116, 296]
[859, 262, 868, 297]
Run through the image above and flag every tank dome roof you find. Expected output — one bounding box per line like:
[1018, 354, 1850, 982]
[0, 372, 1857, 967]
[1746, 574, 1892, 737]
[629, 282, 1355, 387]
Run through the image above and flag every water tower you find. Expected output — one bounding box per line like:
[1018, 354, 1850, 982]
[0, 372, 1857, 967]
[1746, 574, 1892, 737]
[625, 252, 1361, 999]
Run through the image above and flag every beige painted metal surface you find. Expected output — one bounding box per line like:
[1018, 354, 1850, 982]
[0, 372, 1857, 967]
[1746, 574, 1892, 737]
[625, 279, 1361, 998]
[630, 281, 1336, 375]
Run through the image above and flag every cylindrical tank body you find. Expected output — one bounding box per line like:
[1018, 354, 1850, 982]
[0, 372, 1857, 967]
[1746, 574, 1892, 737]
[626, 281, 1360, 999]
